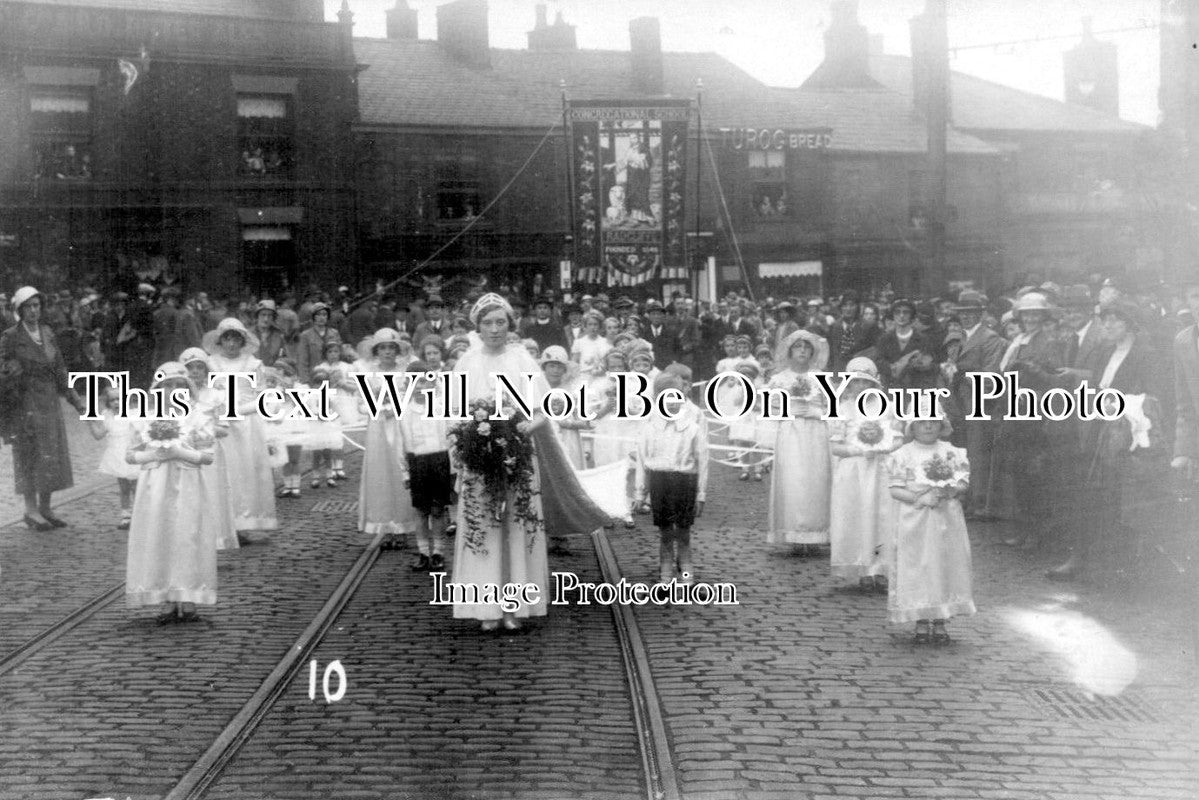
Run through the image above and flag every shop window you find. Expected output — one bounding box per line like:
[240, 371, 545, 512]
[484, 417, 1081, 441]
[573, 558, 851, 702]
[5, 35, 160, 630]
[30, 89, 93, 180]
[437, 180, 481, 222]
[242, 226, 296, 271]
[237, 94, 293, 177]
[748, 151, 788, 219]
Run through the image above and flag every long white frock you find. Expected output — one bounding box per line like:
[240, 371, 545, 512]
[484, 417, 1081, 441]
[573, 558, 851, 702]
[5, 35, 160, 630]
[451, 344, 549, 621]
[356, 366, 418, 535]
[206, 352, 278, 531]
[827, 406, 899, 579]
[766, 368, 831, 544]
[886, 440, 976, 624]
[125, 412, 219, 608]
[194, 386, 239, 551]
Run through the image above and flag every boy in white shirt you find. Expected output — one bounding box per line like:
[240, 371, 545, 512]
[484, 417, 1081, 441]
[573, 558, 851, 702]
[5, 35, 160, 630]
[398, 360, 453, 571]
[636, 366, 710, 584]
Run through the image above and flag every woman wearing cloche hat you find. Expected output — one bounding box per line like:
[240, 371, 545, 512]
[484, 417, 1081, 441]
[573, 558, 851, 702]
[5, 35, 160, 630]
[994, 291, 1067, 550]
[0, 286, 88, 530]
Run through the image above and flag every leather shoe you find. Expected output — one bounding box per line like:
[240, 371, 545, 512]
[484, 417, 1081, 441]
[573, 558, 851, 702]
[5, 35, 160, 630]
[23, 515, 52, 532]
[42, 513, 67, 528]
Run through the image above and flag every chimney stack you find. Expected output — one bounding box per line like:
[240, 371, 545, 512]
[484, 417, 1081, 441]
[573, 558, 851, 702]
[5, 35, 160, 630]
[629, 17, 664, 95]
[437, 0, 491, 69]
[528, 5, 578, 51]
[800, 1, 878, 89]
[1064, 18, 1119, 116]
[386, 0, 419, 40]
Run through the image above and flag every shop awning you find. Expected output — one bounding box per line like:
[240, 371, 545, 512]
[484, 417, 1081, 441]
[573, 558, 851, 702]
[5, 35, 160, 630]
[237, 207, 303, 225]
[23, 66, 100, 86]
[759, 261, 822, 278]
[241, 226, 292, 241]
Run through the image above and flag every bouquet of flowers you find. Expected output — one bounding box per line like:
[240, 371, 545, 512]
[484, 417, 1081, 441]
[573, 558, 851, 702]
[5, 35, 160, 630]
[450, 399, 535, 514]
[789, 375, 813, 401]
[145, 419, 183, 451]
[854, 420, 897, 454]
[921, 451, 967, 488]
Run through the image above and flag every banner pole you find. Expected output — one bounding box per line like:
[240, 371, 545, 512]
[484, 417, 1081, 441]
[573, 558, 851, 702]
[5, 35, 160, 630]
[560, 81, 576, 286]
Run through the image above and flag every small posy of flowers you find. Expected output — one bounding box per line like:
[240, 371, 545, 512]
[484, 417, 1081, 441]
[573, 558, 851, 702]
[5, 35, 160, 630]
[789, 375, 812, 401]
[855, 420, 896, 453]
[145, 419, 183, 451]
[450, 398, 534, 507]
[921, 452, 967, 488]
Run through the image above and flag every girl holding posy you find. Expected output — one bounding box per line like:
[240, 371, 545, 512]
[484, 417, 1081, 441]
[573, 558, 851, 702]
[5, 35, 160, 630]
[766, 329, 831, 554]
[886, 417, 975, 644]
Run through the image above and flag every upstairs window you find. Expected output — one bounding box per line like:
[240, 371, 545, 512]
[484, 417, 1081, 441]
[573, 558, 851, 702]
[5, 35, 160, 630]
[30, 88, 93, 180]
[748, 150, 789, 219]
[237, 94, 292, 177]
[437, 180, 481, 222]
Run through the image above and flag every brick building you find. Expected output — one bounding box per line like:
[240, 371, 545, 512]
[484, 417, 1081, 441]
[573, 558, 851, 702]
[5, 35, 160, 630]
[0, 0, 359, 294]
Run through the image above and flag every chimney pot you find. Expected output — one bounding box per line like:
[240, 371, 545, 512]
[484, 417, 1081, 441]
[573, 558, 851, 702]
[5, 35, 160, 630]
[535, 4, 547, 29]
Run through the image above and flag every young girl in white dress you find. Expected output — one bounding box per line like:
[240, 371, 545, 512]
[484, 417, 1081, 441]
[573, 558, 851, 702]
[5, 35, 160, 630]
[887, 418, 975, 644]
[316, 339, 357, 481]
[588, 348, 638, 526]
[89, 385, 142, 529]
[181, 347, 239, 552]
[827, 357, 902, 591]
[356, 328, 418, 547]
[125, 362, 218, 624]
[203, 318, 278, 539]
[766, 329, 831, 554]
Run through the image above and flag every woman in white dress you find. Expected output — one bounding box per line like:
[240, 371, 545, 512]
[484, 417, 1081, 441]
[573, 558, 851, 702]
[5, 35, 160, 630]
[202, 318, 278, 538]
[766, 329, 831, 554]
[451, 294, 552, 632]
[570, 311, 612, 378]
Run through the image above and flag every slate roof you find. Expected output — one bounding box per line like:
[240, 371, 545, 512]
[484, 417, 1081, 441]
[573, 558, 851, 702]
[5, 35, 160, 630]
[5, 0, 306, 19]
[869, 53, 1147, 134]
[354, 37, 999, 155]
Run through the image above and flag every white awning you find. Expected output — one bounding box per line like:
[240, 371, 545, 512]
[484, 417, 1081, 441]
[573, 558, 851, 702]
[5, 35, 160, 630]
[759, 261, 822, 278]
[241, 226, 292, 241]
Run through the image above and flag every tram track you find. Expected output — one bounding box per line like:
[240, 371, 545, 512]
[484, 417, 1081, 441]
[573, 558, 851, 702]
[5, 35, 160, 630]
[1, 442, 680, 799]
[159, 524, 680, 800]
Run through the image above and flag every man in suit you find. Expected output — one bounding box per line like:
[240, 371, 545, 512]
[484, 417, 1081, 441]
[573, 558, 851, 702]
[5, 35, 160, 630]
[642, 300, 678, 368]
[521, 295, 569, 352]
[941, 290, 1006, 519]
[343, 294, 380, 346]
[1059, 284, 1101, 370]
[1172, 277, 1199, 485]
[412, 295, 449, 343]
[672, 298, 701, 372]
[562, 302, 583, 351]
[826, 290, 879, 373]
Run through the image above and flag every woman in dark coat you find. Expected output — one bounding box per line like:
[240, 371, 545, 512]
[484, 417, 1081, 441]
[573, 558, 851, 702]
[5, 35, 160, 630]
[1048, 300, 1163, 579]
[0, 286, 87, 530]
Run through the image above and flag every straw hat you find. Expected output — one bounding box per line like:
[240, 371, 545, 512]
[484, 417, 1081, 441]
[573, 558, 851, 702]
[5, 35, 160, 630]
[202, 317, 260, 355]
[844, 356, 880, 384]
[1010, 292, 1056, 316]
[357, 327, 404, 362]
[10, 286, 42, 313]
[178, 347, 210, 369]
[778, 329, 829, 372]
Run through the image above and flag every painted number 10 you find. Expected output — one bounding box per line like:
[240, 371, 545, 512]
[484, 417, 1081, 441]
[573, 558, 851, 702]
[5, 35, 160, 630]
[308, 659, 347, 703]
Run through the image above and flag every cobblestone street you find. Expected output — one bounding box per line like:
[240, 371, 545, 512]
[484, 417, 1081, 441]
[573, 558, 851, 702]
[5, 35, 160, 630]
[0, 453, 1195, 799]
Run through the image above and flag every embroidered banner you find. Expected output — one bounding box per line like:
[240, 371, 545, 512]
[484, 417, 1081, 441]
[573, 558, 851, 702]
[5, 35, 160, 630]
[568, 100, 690, 287]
